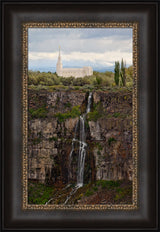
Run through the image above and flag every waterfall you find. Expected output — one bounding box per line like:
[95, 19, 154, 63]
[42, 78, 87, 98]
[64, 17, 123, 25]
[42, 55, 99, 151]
[86, 91, 92, 113]
[69, 92, 92, 188]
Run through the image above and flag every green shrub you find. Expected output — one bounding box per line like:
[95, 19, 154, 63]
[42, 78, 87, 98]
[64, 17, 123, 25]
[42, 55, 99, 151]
[114, 185, 132, 202]
[107, 180, 120, 188]
[96, 76, 102, 85]
[87, 101, 104, 121]
[70, 106, 81, 117]
[116, 187, 124, 193]
[95, 142, 103, 150]
[93, 186, 98, 191]
[114, 190, 126, 201]
[73, 77, 86, 86]
[28, 70, 132, 89]
[96, 180, 120, 189]
[85, 189, 94, 197]
[108, 137, 116, 146]
[28, 181, 54, 204]
[29, 106, 48, 118]
[113, 112, 120, 118]
[64, 102, 72, 108]
[55, 112, 66, 122]
[61, 77, 74, 86]
[87, 110, 100, 121]
[55, 105, 81, 122]
[49, 136, 58, 142]
[97, 150, 101, 156]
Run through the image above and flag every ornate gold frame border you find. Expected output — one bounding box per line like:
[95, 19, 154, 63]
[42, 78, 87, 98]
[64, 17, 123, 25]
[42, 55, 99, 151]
[22, 22, 138, 210]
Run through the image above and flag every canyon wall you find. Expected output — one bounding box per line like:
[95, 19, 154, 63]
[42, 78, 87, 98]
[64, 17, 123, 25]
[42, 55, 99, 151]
[28, 89, 133, 185]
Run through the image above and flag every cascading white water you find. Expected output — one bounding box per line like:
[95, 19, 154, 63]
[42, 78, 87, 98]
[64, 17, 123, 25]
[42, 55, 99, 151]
[86, 91, 92, 113]
[64, 92, 92, 204]
[77, 92, 92, 187]
[76, 116, 87, 187]
[69, 92, 92, 188]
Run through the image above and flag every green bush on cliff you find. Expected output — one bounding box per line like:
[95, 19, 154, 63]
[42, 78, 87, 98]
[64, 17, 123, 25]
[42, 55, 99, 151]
[87, 110, 100, 121]
[87, 101, 103, 121]
[68, 105, 81, 117]
[29, 105, 48, 118]
[97, 150, 101, 156]
[64, 102, 72, 108]
[49, 136, 58, 142]
[96, 180, 120, 189]
[95, 142, 103, 150]
[108, 137, 116, 146]
[55, 105, 81, 122]
[113, 112, 120, 118]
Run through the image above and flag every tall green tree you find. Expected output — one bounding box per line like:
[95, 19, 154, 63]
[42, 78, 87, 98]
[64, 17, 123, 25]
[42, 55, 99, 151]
[120, 58, 126, 86]
[114, 61, 120, 86]
[96, 76, 102, 86]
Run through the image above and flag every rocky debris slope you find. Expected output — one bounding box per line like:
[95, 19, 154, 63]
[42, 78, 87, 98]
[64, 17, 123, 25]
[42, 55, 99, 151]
[28, 179, 132, 205]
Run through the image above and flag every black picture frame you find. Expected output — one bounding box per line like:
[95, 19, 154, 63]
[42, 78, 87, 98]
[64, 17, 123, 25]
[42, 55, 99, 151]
[2, 1, 159, 231]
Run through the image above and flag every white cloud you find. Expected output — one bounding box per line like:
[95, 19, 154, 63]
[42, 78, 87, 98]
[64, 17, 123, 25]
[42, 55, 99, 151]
[28, 28, 133, 71]
[29, 50, 132, 67]
[29, 37, 132, 54]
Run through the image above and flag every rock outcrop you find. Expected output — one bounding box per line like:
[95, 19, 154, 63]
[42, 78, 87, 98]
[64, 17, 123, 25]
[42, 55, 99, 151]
[28, 89, 133, 185]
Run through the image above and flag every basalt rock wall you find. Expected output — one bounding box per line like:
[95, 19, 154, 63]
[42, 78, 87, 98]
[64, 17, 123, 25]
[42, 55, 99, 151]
[28, 89, 133, 185]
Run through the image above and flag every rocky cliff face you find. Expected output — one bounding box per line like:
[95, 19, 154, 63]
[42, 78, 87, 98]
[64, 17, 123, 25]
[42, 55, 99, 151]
[28, 89, 133, 185]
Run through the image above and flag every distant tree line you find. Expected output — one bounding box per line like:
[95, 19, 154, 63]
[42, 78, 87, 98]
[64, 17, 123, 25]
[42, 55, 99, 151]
[28, 70, 114, 87]
[28, 64, 133, 89]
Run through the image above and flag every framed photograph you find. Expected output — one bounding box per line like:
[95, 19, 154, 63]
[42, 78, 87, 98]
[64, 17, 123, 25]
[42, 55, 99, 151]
[2, 1, 158, 230]
[23, 22, 137, 210]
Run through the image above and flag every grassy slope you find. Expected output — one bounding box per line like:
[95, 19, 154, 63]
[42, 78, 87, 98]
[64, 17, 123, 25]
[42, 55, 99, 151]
[28, 180, 132, 205]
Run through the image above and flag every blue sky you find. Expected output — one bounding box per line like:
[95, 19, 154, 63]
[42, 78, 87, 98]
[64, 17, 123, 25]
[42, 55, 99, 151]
[28, 28, 133, 72]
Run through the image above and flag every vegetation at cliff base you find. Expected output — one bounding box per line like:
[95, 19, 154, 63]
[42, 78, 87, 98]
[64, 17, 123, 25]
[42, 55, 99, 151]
[28, 180, 132, 205]
[85, 189, 94, 197]
[95, 180, 120, 189]
[28, 181, 54, 204]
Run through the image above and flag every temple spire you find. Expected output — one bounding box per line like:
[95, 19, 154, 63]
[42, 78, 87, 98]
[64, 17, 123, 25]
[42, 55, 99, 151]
[59, 45, 61, 57]
[56, 46, 62, 76]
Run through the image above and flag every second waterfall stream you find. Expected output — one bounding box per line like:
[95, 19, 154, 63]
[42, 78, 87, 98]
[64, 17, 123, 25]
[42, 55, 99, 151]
[64, 92, 92, 204]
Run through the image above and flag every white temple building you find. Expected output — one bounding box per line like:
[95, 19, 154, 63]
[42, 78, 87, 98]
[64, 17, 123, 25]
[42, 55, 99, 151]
[56, 47, 93, 78]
